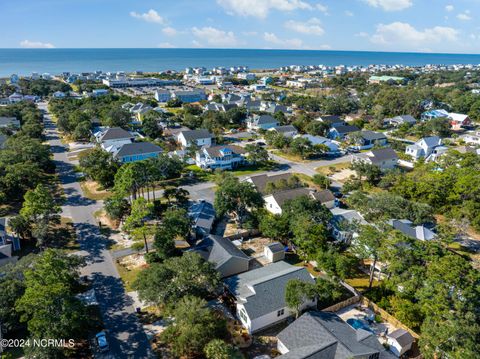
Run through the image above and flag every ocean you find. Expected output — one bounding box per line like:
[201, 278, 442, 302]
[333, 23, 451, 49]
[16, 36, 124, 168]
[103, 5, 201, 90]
[1, 48, 480, 77]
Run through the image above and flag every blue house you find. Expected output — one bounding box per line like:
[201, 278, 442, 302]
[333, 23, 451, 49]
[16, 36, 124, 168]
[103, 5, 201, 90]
[114, 142, 163, 163]
[327, 124, 360, 140]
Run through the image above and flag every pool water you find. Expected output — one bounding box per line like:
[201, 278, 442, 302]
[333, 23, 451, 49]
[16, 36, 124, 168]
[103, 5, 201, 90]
[346, 318, 374, 333]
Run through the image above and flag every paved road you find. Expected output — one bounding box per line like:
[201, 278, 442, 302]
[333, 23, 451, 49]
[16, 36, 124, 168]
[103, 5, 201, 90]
[40, 103, 153, 358]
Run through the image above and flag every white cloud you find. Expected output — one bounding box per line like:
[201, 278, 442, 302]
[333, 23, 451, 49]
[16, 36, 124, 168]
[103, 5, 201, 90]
[371, 22, 458, 48]
[316, 3, 328, 13]
[158, 42, 175, 48]
[445, 5, 454, 12]
[263, 32, 304, 48]
[162, 27, 178, 36]
[364, 0, 412, 12]
[130, 9, 165, 24]
[242, 31, 258, 36]
[284, 18, 325, 36]
[20, 40, 55, 48]
[457, 11, 471, 21]
[345, 11, 354, 16]
[192, 26, 238, 47]
[217, 0, 312, 18]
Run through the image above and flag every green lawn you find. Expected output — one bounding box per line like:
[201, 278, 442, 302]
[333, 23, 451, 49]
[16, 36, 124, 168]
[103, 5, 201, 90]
[184, 161, 278, 180]
[115, 262, 144, 292]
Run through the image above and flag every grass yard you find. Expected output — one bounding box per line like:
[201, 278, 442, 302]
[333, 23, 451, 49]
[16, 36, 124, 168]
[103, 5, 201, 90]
[80, 180, 112, 201]
[115, 261, 145, 292]
[315, 162, 351, 176]
[345, 270, 381, 292]
[271, 150, 307, 163]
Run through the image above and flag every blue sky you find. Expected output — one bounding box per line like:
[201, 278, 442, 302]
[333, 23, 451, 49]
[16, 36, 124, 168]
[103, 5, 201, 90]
[1, 0, 480, 53]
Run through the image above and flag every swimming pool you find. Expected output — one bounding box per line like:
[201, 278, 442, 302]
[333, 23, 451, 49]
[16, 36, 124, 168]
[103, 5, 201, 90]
[346, 318, 374, 333]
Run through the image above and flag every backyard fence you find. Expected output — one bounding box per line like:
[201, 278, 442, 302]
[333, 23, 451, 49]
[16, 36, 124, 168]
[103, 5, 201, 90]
[322, 295, 361, 312]
[361, 297, 420, 339]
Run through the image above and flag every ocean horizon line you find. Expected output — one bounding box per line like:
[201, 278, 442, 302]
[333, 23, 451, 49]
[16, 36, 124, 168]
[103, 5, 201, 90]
[2, 47, 480, 57]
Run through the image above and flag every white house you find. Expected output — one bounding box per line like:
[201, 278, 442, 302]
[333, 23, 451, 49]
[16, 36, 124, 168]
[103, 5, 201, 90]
[247, 114, 278, 131]
[264, 188, 312, 215]
[405, 136, 442, 160]
[387, 329, 415, 357]
[224, 261, 317, 334]
[347, 130, 387, 150]
[195, 145, 247, 170]
[269, 125, 298, 138]
[463, 132, 480, 145]
[352, 148, 398, 170]
[177, 129, 213, 148]
[94, 127, 134, 150]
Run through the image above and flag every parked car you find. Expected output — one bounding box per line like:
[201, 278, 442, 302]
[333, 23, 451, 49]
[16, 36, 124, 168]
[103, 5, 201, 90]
[96, 331, 109, 353]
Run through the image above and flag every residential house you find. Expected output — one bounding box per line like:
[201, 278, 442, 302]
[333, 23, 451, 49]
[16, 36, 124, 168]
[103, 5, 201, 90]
[130, 102, 153, 122]
[154, 89, 172, 103]
[310, 189, 336, 209]
[386, 115, 417, 127]
[224, 261, 316, 333]
[352, 148, 398, 170]
[330, 207, 367, 243]
[276, 311, 396, 359]
[113, 142, 163, 163]
[195, 235, 250, 278]
[315, 115, 345, 128]
[189, 200, 216, 239]
[171, 89, 206, 103]
[420, 108, 450, 121]
[264, 242, 285, 263]
[328, 124, 361, 140]
[264, 188, 312, 215]
[92, 89, 109, 97]
[448, 113, 471, 130]
[348, 130, 387, 150]
[0, 117, 20, 130]
[387, 329, 414, 357]
[388, 219, 436, 241]
[405, 136, 442, 160]
[463, 132, 480, 145]
[94, 127, 134, 150]
[195, 145, 247, 170]
[177, 129, 213, 148]
[294, 134, 340, 155]
[269, 125, 298, 138]
[245, 173, 296, 195]
[204, 102, 238, 112]
[52, 91, 66, 99]
[246, 114, 279, 131]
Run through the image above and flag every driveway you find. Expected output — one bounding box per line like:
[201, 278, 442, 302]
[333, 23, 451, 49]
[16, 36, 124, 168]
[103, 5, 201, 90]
[40, 102, 154, 358]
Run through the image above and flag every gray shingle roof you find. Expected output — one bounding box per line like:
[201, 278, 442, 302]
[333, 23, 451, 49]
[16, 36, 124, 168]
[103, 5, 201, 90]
[311, 189, 335, 204]
[266, 242, 284, 253]
[331, 125, 360, 134]
[0, 117, 19, 127]
[180, 129, 212, 141]
[224, 261, 315, 320]
[388, 219, 436, 241]
[115, 142, 162, 157]
[195, 235, 250, 277]
[388, 329, 414, 347]
[359, 130, 387, 141]
[99, 127, 133, 141]
[317, 115, 343, 126]
[369, 148, 398, 163]
[248, 173, 294, 194]
[277, 311, 395, 359]
[271, 188, 312, 208]
[189, 201, 216, 235]
[274, 125, 297, 133]
[250, 114, 277, 125]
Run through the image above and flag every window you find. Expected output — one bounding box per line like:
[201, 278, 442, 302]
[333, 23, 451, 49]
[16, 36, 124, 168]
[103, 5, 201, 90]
[368, 354, 379, 359]
[277, 309, 284, 317]
[239, 309, 248, 322]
